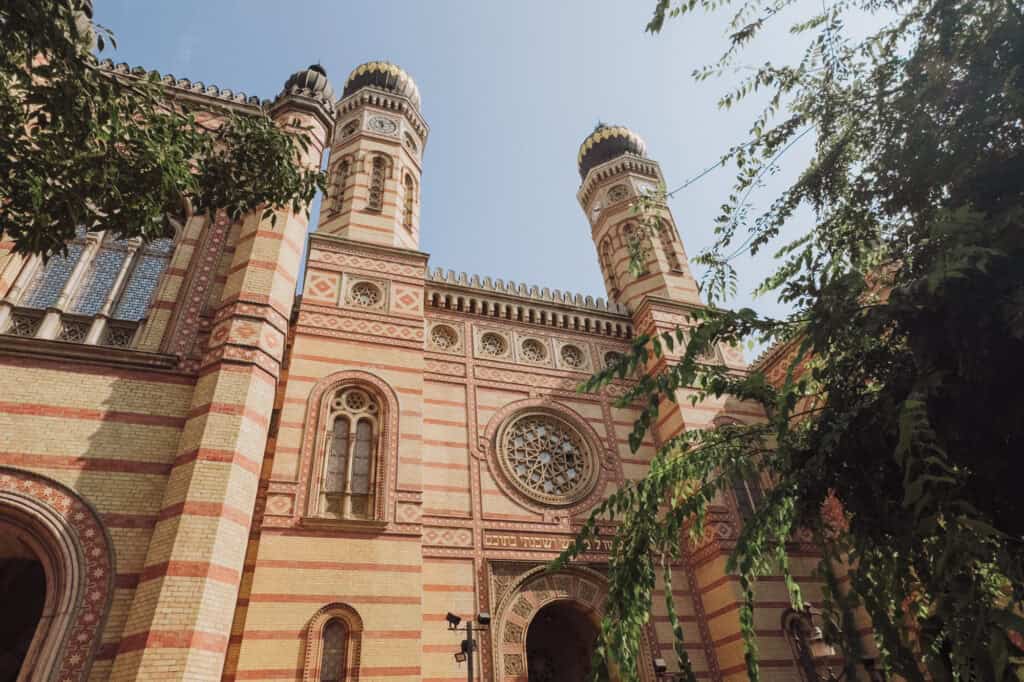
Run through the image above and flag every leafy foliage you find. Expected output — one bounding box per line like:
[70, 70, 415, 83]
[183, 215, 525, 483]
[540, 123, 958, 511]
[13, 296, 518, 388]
[0, 0, 325, 258]
[558, 1, 1024, 680]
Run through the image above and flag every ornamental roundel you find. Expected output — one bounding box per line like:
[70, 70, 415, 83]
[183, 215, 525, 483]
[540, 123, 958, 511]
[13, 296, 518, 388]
[559, 344, 586, 369]
[429, 323, 459, 351]
[497, 410, 599, 506]
[479, 331, 508, 358]
[519, 338, 547, 363]
[348, 280, 383, 308]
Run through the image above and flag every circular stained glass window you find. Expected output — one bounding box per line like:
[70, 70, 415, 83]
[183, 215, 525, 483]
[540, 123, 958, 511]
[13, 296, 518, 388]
[498, 411, 598, 506]
[480, 332, 508, 357]
[430, 324, 458, 350]
[520, 339, 547, 363]
[560, 344, 585, 369]
[349, 281, 382, 307]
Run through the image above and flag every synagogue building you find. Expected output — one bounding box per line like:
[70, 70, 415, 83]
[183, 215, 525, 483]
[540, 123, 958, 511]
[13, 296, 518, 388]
[0, 58, 828, 681]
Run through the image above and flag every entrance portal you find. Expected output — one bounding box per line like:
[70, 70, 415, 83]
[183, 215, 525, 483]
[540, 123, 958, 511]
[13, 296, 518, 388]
[525, 601, 601, 682]
[0, 533, 46, 682]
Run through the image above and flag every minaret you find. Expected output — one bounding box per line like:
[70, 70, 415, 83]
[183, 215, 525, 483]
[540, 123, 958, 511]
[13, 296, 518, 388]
[577, 124, 701, 310]
[316, 61, 428, 250]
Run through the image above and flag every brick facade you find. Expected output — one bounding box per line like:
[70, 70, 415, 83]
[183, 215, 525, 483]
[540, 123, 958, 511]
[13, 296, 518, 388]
[0, 60, 818, 681]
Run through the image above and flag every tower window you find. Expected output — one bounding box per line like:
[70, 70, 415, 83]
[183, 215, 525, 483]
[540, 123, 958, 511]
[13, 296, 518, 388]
[403, 174, 415, 231]
[367, 156, 386, 211]
[329, 160, 350, 215]
[658, 222, 683, 272]
[600, 238, 620, 299]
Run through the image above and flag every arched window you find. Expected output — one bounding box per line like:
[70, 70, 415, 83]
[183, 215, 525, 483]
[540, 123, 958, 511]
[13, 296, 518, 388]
[318, 387, 380, 519]
[600, 238, 619, 299]
[658, 222, 683, 272]
[712, 416, 765, 521]
[320, 619, 349, 682]
[367, 156, 386, 211]
[403, 174, 415, 230]
[302, 603, 363, 682]
[329, 160, 350, 215]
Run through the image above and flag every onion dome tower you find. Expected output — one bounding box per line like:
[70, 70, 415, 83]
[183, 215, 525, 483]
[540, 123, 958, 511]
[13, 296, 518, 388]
[576, 123, 701, 309]
[269, 64, 335, 131]
[317, 61, 429, 250]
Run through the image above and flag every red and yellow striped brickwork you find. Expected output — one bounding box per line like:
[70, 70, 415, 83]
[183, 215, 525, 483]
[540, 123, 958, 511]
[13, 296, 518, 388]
[0, 59, 827, 682]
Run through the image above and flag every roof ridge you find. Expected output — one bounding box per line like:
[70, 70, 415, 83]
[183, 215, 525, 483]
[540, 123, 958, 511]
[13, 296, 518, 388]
[97, 59, 265, 107]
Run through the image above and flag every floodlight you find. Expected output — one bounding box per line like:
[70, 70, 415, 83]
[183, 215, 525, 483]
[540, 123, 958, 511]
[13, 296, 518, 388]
[445, 612, 462, 628]
[653, 658, 668, 674]
[454, 651, 467, 663]
[476, 612, 491, 625]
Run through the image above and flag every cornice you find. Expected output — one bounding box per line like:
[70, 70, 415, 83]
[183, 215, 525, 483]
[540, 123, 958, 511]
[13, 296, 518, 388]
[307, 233, 430, 267]
[336, 86, 429, 139]
[576, 153, 663, 207]
[97, 59, 264, 115]
[0, 335, 181, 373]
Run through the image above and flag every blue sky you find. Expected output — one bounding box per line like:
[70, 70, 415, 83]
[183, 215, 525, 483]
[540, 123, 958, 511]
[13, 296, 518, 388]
[94, 0, 817, 322]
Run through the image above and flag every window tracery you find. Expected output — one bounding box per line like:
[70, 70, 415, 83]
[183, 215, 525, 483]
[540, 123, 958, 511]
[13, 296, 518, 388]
[429, 323, 458, 351]
[347, 281, 382, 308]
[367, 156, 386, 211]
[559, 344, 585, 369]
[497, 411, 598, 506]
[479, 332, 508, 357]
[520, 338, 547, 363]
[318, 388, 380, 520]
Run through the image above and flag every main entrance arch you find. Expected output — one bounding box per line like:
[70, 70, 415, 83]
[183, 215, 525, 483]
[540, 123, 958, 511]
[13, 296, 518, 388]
[0, 468, 114, 682]
[491, 566, 656, 682]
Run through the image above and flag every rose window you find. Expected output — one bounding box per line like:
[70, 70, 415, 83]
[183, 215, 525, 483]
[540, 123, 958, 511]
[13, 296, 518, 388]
[430, 324, 458, 350]
[480, 332, 507, 357]
[498, 412, 598, 505]
[349, 281, 382, 307]
[604, 351, 622, 368]
[520, 339, 547, 363]
[560, 344, 585, 369]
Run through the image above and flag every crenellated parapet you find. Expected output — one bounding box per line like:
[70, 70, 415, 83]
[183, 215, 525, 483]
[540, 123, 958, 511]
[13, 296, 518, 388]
[97, 59, 265, 112]
[425, 267, 633, 339]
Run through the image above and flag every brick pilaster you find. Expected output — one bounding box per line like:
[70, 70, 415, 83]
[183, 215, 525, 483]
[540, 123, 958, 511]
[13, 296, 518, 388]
[111, 103, 329, 681]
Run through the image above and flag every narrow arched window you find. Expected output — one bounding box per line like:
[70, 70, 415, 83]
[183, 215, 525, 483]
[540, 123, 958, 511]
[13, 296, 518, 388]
[403, 174, 415, 230]
[329, 160, 350, 215]
[318, 388, 380, 519]
[600, 238, 619, 299]
[658, 222, 683, 272]
[367, 157, 386, 211]
[320, 619, 349, 682]
[733, 475, 764, 520]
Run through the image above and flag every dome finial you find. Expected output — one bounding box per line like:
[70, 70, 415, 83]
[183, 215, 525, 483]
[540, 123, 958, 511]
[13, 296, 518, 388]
[577, 124, 647, 179]
[342, 61, 421, 110]
[279, 63, 335, 104]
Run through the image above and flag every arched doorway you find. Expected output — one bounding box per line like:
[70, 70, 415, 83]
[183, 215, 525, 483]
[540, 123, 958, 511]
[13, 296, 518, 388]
[491, 566, 656, 682]
[0, 532, 45, 682]
[525, 601, 601, 682]
[0, 468, 114, 682]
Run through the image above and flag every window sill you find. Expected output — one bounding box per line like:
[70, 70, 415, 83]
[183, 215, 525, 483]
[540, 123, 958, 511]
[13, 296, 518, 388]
[299, 515, 388, 533]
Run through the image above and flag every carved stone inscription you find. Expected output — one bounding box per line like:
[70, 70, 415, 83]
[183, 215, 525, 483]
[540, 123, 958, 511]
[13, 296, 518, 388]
[482, 531, 612, 553]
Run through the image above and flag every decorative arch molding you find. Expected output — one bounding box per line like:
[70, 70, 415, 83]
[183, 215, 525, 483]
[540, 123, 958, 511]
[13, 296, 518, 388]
[491, 565, 657, 682]
[479, 397, 623, 521]
[301, 602, 364, 682]
[0, 467, 115, 682]
[295, 369, 400, 524]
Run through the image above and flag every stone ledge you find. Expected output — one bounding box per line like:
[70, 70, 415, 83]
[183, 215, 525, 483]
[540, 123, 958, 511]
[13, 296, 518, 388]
[0, 335, 180, 372]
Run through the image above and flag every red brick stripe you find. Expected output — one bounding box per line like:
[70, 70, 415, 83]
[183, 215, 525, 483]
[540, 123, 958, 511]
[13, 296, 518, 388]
[103, 513, 157, 529]
[139, 560, 240, 585]
[173, 447, 262, 476]
[118, 629, 229, 654]
[247, 593, 420, 605]
[0, 401, 185, 427]
[0, 357, 195, 384]
[254, 559, 421, 572]
[0, 453, 171, 475]
[157, 501, 251, 528]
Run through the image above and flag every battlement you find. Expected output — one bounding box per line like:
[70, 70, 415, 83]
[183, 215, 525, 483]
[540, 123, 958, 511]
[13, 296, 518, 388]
[98, 59, 265, 111]
[425, 267, 633, 339]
